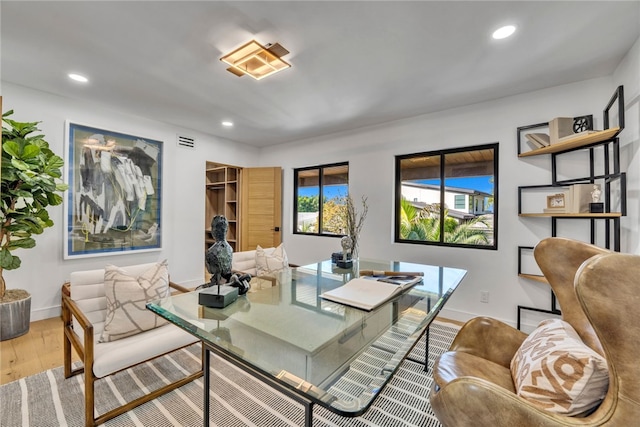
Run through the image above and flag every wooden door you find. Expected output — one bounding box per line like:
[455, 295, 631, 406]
[240, 167, 282, 251]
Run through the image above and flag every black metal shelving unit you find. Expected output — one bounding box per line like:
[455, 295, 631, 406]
[515, 86, 625, 330]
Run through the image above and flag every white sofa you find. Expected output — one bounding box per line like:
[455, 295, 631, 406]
[62, 262, 203, 427]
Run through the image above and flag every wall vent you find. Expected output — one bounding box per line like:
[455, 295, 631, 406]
[177, 135, 195, 149]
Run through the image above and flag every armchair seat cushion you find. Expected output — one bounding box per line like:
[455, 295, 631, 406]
[434, 351, 516, 393]
[93, 323, 198, 378]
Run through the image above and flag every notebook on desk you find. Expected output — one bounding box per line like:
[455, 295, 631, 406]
[320, 275, 422, 311]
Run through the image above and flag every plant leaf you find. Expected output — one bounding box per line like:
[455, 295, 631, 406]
[21, 144, 41, 160]
[3, 141, 21, 158]
[8, 237, 36, 250]
[0, 248, 21, 270]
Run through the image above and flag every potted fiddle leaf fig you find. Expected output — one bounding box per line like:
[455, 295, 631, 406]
[0, 110, 68, 340]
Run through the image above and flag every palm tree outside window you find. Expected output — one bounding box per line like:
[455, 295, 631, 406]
[395, 143, 498, 249]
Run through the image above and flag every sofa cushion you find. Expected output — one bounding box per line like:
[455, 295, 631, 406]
[100, 260, 170, 342]
[510, 318, 609, 416]
[256, 244, 288, 277]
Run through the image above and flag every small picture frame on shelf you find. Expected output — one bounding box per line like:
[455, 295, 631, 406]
[546, 193, 566, 209]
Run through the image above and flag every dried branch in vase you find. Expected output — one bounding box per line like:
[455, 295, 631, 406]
[344, 195, 368, 258]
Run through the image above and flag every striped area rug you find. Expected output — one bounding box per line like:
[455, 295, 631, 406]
[0, 321, 459, 427]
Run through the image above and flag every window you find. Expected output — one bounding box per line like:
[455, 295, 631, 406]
[294, 162, 349, 236]
[395, 143, 498, 249]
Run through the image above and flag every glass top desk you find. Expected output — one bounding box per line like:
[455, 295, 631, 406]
[147, 259, 466, 427]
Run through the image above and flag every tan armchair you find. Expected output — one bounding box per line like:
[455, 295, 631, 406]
[430, 237, 640, 426]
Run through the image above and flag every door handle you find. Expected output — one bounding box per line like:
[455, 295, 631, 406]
[272, 227, 280, 232]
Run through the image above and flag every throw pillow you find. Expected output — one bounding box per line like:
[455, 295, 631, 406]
[510, 318, 609, 416]
[100, 260, 170, 342]
[255, 244, 289, 277]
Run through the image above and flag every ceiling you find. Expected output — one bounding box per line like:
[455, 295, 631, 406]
[2, 1, 639, 148]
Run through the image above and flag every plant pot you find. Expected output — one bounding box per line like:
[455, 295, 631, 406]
[0, 290, 31, 341]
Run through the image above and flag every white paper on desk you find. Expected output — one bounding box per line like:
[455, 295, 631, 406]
[320, 276, 420, 311]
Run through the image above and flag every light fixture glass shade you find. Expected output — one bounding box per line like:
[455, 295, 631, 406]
[220, 40, 290, 80]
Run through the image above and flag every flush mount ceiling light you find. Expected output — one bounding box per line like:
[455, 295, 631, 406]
[492, 25, 516, 40]
[220, 40, 291, 80]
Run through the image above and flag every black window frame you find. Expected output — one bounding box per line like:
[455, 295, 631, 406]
[293, 161, 349, 237]
[394, 143, 499, 250]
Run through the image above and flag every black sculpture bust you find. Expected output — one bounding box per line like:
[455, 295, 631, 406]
[205, 215, 233, 287]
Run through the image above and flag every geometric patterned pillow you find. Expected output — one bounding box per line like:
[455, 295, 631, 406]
[510, 318, 609, 416]
[99, 260, 170, 342]
[255, 244, 289, 277]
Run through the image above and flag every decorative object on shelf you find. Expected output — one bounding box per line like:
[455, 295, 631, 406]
[546, 193, 566, 209]
[549, 116, 596, 145]
[525, 133, 550, 149]
[1, 110, 69, 341]
[64, 122, 163, 258]
[589, 184, 604, 213]
[573, 115, 593, 133]
[342, 195, 369, 262]
[549, 117, 575, 144]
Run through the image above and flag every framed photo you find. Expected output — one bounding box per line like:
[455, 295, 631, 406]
[64, 122, 163, 259]
[546, 193, 566, 209]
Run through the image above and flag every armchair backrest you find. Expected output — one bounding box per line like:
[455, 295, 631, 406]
[69, 262, 159, 339]
[576, 251, 640, 422]
[534, 237, 610, 356]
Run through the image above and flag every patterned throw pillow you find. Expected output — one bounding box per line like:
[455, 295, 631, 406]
[100, 261, 170, 342]
[255, 244, 289, 277]
[510, 318, 609, 416]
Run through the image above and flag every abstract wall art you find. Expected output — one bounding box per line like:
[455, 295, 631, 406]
[64, 122, 163, 258]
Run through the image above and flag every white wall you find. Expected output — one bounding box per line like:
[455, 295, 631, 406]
[614, 36, 640, 254]
[1, 82, 260, 320]
[259, 68, 640, 329]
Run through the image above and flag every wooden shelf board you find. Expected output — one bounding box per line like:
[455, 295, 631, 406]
[519, 127, 620, 157]
[519, 212, 622, 218]
[519, 274, 548, 284]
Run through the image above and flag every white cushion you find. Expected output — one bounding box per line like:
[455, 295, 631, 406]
[70, 262, 160, 338]
[510, 318, 609, 416]
[93, 324, 198, 378]
[232, 247, 276, 276]
[100, 260, 170, 342]
[255, 244, 289, 277]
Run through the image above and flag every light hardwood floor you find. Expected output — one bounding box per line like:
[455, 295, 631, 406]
[1, 316, 462, 386]
[0, 317, 79, 385]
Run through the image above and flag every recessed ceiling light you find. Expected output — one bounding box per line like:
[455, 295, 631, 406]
[492, 25, 516, 40]
[221, 121, 234, 127]
[68, 73, 89, 83]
